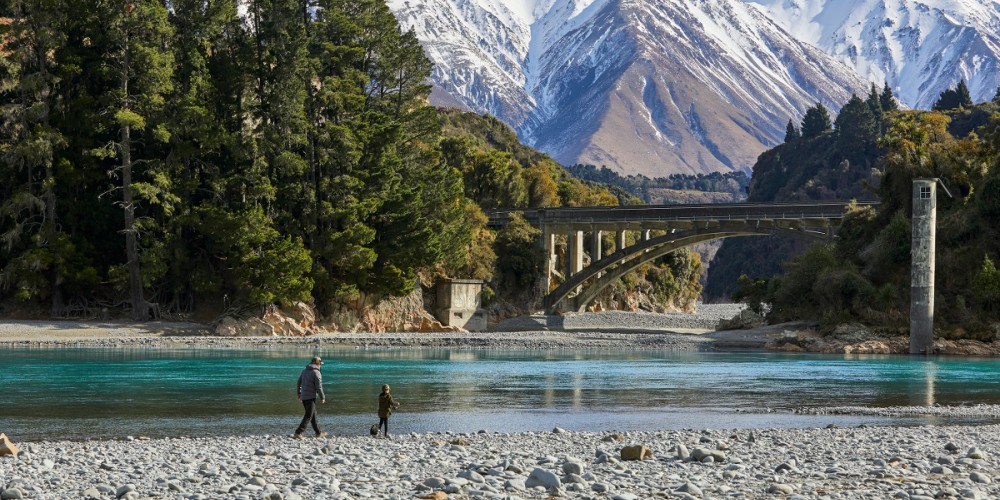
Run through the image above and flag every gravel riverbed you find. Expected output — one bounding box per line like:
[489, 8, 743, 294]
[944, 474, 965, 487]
[3, 423, 1000, 499]
[0, 305, 746, 350]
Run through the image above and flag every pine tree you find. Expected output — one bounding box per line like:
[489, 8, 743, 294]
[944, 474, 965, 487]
[880, 82, 898, 112]
[993, 86, 1000, 105]
[866, 83, 882, 116]
[784, 119, 801, 143]
[835, 94, 877, 161]
[934, 80, 974, 111]
[956, 79, 973, 108]
[91, 1, 175, 320]
[865, 83, 884, 135]
[800, 103, 832, 139]
[161, 0, 248, 311]
[0, 0, 72, 314]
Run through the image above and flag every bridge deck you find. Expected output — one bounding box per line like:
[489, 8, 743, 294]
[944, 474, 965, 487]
[488, 201, 877, 227]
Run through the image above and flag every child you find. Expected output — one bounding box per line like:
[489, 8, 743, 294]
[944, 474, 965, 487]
[377, 384, 401, 438]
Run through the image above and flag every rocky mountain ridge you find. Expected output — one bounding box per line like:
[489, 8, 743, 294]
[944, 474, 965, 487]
[389, 0, 870, 177]
[748, 0, 1000, 110]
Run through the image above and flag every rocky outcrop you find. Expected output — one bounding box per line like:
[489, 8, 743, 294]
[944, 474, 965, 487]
[213, 288, 466, 336]
[215, 302, 317, 337]
[716, 309, 766, 330]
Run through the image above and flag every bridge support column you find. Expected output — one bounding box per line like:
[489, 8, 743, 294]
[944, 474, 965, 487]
[538, 225, 555, 293]
[616, 229, 626, 265]
[910, 179, 937, 355]
[566, 230, 584, 277]
[592, 229, 603, 278]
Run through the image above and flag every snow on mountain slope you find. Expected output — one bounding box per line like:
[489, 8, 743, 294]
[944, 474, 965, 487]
[390, 0, 870, 176]
[746, 0, 1000, 109]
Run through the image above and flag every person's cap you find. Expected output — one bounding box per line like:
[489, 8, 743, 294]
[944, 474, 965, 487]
[311, 356, 323, 364]
[382, 384, 390, 390]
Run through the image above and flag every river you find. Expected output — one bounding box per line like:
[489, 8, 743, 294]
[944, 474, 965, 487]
[3, 347, 1000, 440]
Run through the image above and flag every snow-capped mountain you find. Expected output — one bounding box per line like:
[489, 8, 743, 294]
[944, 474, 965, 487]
[389, 0, 870, 176]
[746, 0, 1000, 110]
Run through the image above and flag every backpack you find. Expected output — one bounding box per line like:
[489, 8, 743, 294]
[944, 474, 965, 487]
[370, 424, 379, 436]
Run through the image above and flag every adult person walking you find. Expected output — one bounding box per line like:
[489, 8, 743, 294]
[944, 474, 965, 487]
[377, 384, 400, 438]
[293, 356, 327, 439]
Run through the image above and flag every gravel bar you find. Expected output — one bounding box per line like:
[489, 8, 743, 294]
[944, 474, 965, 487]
[3, 423, 1000, 499]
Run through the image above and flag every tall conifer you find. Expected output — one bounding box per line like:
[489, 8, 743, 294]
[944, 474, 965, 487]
[784, 119, 800, 143]
[0, 0, 70, 313]
[800, 103, 832, 139]
[92, 1, 175, 320]
[880, 82, 898, 111]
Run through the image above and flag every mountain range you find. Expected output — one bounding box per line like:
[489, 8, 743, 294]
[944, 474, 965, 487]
[389, 0, 1000, 177]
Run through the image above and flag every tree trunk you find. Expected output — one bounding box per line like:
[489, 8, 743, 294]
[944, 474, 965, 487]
[121, 32, 148, 321]
[123, 121, 148, 321]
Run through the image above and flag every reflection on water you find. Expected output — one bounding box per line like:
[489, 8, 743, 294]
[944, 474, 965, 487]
[1, 348, 1000, 440]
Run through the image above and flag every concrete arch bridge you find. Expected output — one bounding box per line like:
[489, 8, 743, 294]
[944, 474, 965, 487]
[488, 201, 877, 314]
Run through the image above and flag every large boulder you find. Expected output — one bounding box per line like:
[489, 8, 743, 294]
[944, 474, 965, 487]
[0, 433, 20, 457]
[620, 445, 653, 461]
[525, 468, 561, 490]
[716, 309, 766, 330]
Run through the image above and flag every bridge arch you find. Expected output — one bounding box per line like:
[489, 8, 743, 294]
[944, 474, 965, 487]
[544, 226, 825, 313]
[487, 201, 876, 315]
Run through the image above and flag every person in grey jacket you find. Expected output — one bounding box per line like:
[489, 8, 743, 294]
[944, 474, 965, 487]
[293, 356, 326, 438]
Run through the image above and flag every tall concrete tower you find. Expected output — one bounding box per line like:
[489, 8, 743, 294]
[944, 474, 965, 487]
[910, 178, 937, 354]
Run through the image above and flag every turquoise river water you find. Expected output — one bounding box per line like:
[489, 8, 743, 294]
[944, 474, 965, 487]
[2, 348, 1000, 441]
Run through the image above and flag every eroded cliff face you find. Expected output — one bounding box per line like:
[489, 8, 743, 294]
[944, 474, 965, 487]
[214, 288, 465, 336]
[213, 279, 695, 335]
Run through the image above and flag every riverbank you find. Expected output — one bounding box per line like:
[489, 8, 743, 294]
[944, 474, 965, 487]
[3, 423, 1000, 499]
[0, 306, 747, 350]
[1, 303, 998, 354]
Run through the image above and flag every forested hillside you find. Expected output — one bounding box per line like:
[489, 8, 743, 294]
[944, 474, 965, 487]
[716, 85, 1000, 337]
[0, 1, 700, 322]
[565, 165, 749, 204]
[706, 88, 891, 300]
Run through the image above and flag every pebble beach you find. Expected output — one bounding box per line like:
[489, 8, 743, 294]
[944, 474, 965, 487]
[4, 423, 1000, 499]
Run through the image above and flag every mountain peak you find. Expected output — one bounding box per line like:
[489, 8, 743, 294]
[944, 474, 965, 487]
[392, 0, 1000, 174]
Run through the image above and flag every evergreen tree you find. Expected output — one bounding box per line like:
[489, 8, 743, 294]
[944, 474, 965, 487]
[0, 0, 72, 313]
[800, 103, 832, 139]
[835, 94, 878, 161]
[866, 83, 882, 116]
[866, 83, 884, 134]
[956, 79, 973, 107]
[90, 1, 175, 320]
[784, 119, 801, 143]
[934, 80, 974, 110]
[993, 86, 1000, 105]
[161, 0, 251, 311]
[880, 82, 898, 112]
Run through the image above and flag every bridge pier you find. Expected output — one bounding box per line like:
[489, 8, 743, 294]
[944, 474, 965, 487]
[567, 230, 584, 277]
[616, 229, 626, 264]
[910, 179, 937, 355]
[539, 225, 555, 294]
[592, 229, 603, 278]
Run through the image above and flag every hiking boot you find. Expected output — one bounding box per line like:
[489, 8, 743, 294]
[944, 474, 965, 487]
[315, 432, 327, 438]
[291, 433, 304, 439]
